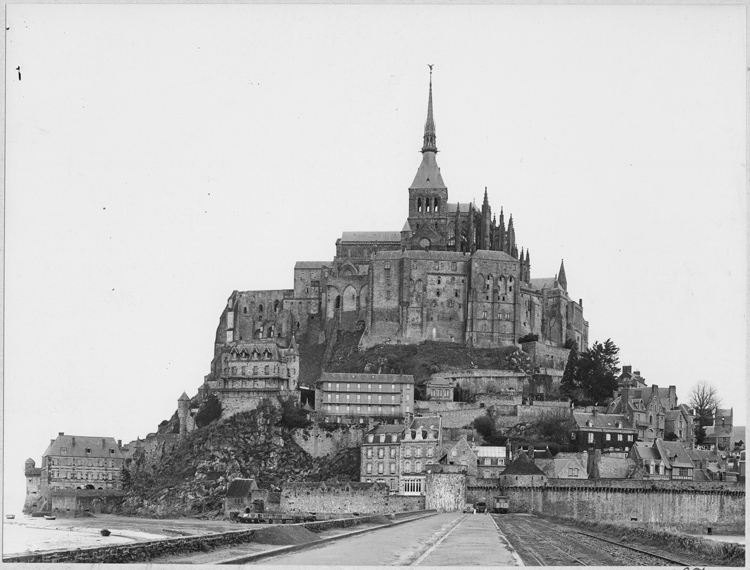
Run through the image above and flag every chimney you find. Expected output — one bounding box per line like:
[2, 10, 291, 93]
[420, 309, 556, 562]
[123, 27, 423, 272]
[58, 432, 64, 436]
[118, 440, 122, 448]
[592, 408, 598, 416]
[634, 370, 640, 377]
[579, 298, 583, 307]
[102, 438, 106, 448]
[622, 365, 632, 376]
[668, 385, 677, 405]
[72, 437, 76, 446]
[50, 439, 54, 444]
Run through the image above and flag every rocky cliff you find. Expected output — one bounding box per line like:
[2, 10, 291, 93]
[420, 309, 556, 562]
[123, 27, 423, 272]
[121, 399, 360, 518]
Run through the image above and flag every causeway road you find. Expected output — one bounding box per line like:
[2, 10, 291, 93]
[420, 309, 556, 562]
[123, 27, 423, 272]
[249, 512, 522, 566]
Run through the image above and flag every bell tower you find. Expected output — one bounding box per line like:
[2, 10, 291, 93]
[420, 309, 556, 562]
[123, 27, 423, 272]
[406, 66, 449, 250]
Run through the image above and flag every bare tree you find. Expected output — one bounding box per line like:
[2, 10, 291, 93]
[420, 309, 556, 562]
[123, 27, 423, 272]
[689, 380, 722, 444]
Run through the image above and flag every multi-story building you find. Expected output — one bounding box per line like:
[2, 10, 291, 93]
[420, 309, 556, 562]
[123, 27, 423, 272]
[664, 404, 695, 447]
[316, 372, 414, 424]
[360, 424, 404, 492]
[400, 416, 442, 495]
[570, 411, 638, 452]
[440, 437, 478, 478]
[40, 433, 124, 494]
[629, 440, 695, 481]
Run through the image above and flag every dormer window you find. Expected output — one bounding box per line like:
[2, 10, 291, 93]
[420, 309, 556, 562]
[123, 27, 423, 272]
[586, 420, 594, 427]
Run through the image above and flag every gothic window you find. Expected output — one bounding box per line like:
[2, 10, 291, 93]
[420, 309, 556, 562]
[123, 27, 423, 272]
[417, 198, 422, 213]
[258, 304, 263, 313]
[335, 295, 341, 309]
[426, 198, 431, 213]
[274, 300, 279, 313]
[486, 276, 492, 290]
[434, 198, 440, 213]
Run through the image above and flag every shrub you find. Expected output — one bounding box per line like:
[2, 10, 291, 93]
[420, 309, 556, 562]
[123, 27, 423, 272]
[194, 394, 222, 428]
[278, 398, 312, 429]
[518, 333, 539, 343]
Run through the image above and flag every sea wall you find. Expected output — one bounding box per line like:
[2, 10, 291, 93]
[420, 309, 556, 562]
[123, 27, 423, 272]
[2, 514, 389, 564]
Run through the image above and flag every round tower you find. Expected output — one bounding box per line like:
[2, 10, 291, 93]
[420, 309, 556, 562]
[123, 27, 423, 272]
[177, 392, 191, 439]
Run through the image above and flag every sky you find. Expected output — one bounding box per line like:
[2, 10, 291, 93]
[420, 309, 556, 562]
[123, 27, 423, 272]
[3, 4, 746, 511]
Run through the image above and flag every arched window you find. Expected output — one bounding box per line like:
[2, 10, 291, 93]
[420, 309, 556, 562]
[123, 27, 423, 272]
[274, 300, 280, 313]
[243, 307, 247, 314]
[335, 295, 341, 309]
[258, 304, 263, 314]
[426, 198, 431, 213]
[434, 198, 440, 213]
[417, 198, 422, 213]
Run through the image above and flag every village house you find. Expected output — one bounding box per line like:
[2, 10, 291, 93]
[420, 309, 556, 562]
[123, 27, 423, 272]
[316, 372, 414, 424]
[608, 382, 678, 442]
[570, 410, 637, 453]
[535, 455, 588, 479]
[704, 408, 743, 452]
[664, 404, 695, 446]
[424, 376, 455, 402]
[439, 436, 478, 478]
[224, 478, 280, 517]
[629, 440, 694, 480]
[476, 447, 508, 480]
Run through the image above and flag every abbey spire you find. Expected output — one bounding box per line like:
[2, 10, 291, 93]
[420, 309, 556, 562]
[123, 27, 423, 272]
[422, 65, 437, 154]
[558, 259, 567, 291]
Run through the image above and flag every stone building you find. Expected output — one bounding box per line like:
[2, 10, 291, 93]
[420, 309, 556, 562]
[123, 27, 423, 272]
[704, 408, 738, 451]
[29, 433, 124, 511]
[202, 335, 300, 418]
[360, 424, 405, 491]
[476, 447, 508, 480]
[316, 372, 414, 424]
[202, 70, 590, 416]
[400, 415, 443, 495]
[629, 440, 694, 481]
[607, 382, 678, 442]
[440, 436, 478, 479]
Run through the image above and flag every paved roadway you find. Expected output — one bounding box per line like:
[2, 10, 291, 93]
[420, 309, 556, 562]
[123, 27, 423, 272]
[249, 512, 522, 566]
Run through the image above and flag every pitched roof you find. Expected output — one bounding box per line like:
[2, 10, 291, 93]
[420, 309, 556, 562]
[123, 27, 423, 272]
[445, 203, 472, 214]
[340, 231, 401, 243]
[43, 435, 123, 460]
[529, 278, 559, 291]
[476, 447, 506, 458]
[426, 377, 455, 387]
[410, 415, 442, 431]
[320, 372, 414, 384]
[573, 412, 633, 431]
[471, 250, 518, 262]
[501, 455, 546, 476]
[226, 478, 258, 498]
[655, 440, 694, 469]
[294, 261, 331, 270]
[631, 442, 660, 461]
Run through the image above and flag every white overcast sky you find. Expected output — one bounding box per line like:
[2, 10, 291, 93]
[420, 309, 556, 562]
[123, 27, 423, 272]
[3, 4, 746, 510]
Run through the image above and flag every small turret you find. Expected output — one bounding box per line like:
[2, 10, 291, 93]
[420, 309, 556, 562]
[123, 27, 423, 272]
[178, 392, 191, 439]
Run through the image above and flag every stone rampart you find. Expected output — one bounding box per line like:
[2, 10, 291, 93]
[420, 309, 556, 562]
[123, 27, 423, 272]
[292, 424, 366, 458]
[425, 473, 465, 512]
[430, 407, 486, 429]
[50, 490, 124, 516]
[143, 433, 180, 466]
[280, 484, 424, 515]
[501, 479, 745, 534]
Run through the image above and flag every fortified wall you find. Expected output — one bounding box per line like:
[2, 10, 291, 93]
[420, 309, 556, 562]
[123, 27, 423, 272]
[502, 479, 745, 534]
[50, 490, 125, 517]
[280, 482, 424, 515]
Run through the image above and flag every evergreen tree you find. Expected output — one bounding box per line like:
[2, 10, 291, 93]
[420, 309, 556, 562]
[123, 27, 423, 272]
[561, 339, 620, 406]
[561, 344, 579, 401]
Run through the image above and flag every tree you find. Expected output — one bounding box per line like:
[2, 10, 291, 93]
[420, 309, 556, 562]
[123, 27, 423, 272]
[473, 414, 496, 440]
[194, 394, 222, 428]
[562, 339, 620, 406]
[689, 380, 721, 444]
[560, 344, 579, 400]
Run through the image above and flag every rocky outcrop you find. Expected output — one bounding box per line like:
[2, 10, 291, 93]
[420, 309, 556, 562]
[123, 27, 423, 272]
[121, 399, 360, 518]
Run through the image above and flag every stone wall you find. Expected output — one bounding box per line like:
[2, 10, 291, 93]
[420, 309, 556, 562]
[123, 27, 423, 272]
[292, 424, 366, 458]
[431, 407, 487, 429]
[501, 479, 745, 533]
[143, 433, 180, 466]
[425, 473, 465, 512]
[280, 484, 424, 515]
[50, 490, 124, 517]
[520, 341, 570, 370]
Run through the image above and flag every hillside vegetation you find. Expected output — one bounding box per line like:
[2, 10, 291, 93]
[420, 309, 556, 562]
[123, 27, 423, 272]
[122, 400, 359, 518]
[327, 334, 522, 384]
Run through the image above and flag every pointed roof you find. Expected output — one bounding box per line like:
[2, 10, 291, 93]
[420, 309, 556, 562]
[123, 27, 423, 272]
[558, 259, 567, 290]
[401, 219, 412, 232]
[421, 66, 437, 154]
[482, 187, 489, 205]
[179, 392, 190, 402]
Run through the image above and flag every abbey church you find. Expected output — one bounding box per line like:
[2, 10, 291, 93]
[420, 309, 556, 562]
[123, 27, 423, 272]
[203, 72, 588, 409]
